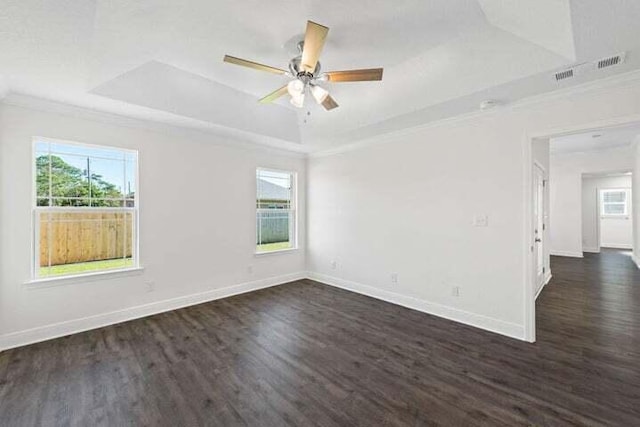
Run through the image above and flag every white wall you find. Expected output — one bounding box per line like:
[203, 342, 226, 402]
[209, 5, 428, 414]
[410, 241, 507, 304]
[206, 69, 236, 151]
[308, 73, 640, 341]
[549, 147, 634, 257]
[582, 175, 633, 251]
[0, 102, 306, 350]
[634, 139, 640, 267]
[582, 177, 599, 252]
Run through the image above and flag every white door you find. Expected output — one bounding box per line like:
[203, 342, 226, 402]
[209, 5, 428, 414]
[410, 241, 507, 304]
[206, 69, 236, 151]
[533, 164, 546, 294]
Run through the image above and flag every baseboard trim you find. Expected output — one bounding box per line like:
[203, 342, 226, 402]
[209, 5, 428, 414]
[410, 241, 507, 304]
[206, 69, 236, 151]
[600, 244, 633, 250]
[582, 247, 600, 254]
[1, 270, 530, 351]
[633, 254, 640, 269]
[306, 272, 525, 341]
[550, 250, 584, 258]
[0, 272, 306, 352]
[535, 273, 552, 300]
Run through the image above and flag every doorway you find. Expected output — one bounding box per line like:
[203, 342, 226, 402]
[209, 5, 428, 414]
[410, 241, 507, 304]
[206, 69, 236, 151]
[527, 120, 640, 343]
[537, 124, 638, 261]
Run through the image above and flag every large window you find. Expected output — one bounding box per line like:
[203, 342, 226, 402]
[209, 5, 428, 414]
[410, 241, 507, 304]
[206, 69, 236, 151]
[33, 139, 138, 278]
[600, 188, 629, 216]
[256, 169, 296, 253]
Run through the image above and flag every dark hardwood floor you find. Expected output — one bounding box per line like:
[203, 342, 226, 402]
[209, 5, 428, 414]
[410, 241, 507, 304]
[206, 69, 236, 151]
[1, 250, 639, 426]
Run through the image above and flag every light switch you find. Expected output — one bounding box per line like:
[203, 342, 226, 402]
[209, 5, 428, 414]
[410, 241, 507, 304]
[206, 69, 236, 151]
[473, 215, 489, 227]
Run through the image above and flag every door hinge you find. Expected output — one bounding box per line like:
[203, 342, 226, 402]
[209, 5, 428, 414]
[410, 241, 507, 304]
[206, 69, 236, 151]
[543, 266, 546, 273]
[543, 223, 546, 231]
[543, 180, 546, 187]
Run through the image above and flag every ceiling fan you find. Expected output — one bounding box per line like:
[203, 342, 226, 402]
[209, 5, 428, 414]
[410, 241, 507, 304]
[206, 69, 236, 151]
[223, 20, 383, 111]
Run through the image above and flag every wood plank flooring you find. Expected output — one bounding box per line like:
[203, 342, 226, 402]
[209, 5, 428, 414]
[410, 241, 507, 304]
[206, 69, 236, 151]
[1, 249, 639, 426]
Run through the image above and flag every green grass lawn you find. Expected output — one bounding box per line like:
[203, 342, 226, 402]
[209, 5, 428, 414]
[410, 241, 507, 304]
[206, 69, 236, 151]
[40, 258, 134, 277]
[256, 241, 293, 253]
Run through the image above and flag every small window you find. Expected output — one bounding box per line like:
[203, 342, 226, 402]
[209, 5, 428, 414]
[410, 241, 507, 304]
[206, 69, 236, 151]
[600, 188, 629, 216]
[33, 139, 138, 278]
[256, 169, 296, 253]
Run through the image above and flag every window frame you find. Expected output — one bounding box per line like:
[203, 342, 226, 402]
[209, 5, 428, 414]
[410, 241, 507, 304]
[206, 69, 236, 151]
[600, 188, 630, 217]
[31, 137, 141, 280]
[255, 167, 298, 255]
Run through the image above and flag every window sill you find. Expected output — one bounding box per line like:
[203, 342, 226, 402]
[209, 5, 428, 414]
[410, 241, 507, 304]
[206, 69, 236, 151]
[24, 266, 145, 288]
[254, 248, 299, 256]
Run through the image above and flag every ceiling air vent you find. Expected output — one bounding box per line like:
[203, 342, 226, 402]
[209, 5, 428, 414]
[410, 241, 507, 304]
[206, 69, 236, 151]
[597, 53, 625, 69]
[555, 69, 574, 81]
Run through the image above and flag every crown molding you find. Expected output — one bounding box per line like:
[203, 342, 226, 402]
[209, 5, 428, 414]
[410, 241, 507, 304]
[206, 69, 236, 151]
[310, 68, 640, 158]
[1, 93, 310, 158]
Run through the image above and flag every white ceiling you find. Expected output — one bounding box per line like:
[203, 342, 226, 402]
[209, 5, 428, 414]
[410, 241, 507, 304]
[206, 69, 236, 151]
[478, 0, 576, 60]
[1, 0, 640, 152]
[550, 124, 640, 154]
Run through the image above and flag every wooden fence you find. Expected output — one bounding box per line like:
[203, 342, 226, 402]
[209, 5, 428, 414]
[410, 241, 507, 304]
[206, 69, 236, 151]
[39, 211, 133, 266]
[256, 210, 290, 244]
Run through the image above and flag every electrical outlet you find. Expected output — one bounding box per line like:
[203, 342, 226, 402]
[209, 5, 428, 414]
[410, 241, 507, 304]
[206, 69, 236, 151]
[145, 280, 155, 293]
[330, 260, 337, 270]
[391, 273, 398, 284]
[452, 286, 460, 297]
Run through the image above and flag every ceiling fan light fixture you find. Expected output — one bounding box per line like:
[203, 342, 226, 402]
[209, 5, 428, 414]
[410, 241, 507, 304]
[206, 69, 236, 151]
[310, 84, 329, 104]
[287, 79, 305, 96]
[224, 20, 384, 112]
[290, 92, 305, 108]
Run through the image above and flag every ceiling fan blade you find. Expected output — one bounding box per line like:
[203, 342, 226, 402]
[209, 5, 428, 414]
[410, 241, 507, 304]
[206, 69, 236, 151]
[259, 85, 289, 103]
[301, 21, 329, 73]
[321, 95, 339, 111]
[326, 68, 384, 82]
[223, 55, 286, 75]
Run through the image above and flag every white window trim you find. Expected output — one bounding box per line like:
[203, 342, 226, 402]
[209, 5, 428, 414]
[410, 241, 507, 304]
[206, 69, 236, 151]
[255, 168, 298, 255]
[254, 247, 299, 257]
[25, 266, 145, 288]
[30, 137, 141, 281]
[600, 188, 630, 218]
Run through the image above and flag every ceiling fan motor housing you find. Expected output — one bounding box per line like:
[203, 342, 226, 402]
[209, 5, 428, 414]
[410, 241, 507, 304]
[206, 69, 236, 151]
[289, 55, 321, 82]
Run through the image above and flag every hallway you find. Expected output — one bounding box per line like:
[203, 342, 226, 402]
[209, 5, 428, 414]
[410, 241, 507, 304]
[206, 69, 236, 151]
[535, 249, 640, 424]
